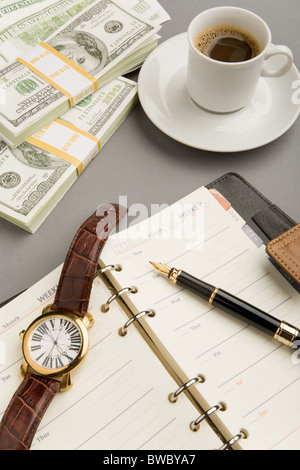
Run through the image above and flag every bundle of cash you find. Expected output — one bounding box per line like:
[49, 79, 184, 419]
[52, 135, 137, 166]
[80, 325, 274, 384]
[0, 0, 169, 25]
[0, 0, 169, 148]
[0, 76, 138, 232]
[0, 0, 170, 232]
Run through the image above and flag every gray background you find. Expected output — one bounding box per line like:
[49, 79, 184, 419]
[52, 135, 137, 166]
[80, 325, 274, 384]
[0, 0, 299, 304]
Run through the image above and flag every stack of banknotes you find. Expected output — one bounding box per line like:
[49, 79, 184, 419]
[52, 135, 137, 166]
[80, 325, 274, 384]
[0, 0, 170, 232]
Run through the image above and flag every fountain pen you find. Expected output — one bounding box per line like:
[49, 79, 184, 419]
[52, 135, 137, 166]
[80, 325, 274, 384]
[150, 262, 300, 348]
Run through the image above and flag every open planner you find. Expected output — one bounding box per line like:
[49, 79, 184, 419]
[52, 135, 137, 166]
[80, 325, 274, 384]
[1, 179, 300, 450]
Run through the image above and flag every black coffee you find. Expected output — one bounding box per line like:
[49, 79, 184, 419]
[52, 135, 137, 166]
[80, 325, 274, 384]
[194, 25, 261, 62]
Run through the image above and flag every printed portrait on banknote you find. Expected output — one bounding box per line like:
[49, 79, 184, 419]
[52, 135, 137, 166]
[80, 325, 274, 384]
[50, 31, 108, 75]
[11, 142, 67, 169]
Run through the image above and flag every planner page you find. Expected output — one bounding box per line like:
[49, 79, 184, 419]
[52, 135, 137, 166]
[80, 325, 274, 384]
[100, 186, 300, 450]
[0, 265, 222, 450]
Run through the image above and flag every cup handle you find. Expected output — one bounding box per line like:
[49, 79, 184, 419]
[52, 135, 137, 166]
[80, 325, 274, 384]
[261, 44, 293, 78]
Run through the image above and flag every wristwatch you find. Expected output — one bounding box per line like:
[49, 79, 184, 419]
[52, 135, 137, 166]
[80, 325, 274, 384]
[0, 203, 126, 450]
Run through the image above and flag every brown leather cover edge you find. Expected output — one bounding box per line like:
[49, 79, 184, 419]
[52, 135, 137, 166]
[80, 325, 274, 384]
[266, 224, 300, 285]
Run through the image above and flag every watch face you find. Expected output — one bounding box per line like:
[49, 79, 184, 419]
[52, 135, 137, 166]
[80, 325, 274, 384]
[24, 314, 85, 374]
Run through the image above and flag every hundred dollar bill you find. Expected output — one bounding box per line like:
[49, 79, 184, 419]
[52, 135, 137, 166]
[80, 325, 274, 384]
[0, 0, 160, 148]
[0, 0, 99, 66]
[114, 0, 170, 24]
[0, 0, 169, 22]
[0, 0, 51, 18]
[0, 0, 167, 67]
[0, 76, 137, 232]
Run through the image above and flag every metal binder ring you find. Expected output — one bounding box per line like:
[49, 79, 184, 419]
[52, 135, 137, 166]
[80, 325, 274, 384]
[218, 430, 248, 450]
[168, 375, 205, 403]
[95, 264, 122, 278]
[101, 286, 138, 312]
[190, 402, 226, 432]
[119, 310, 156, 336]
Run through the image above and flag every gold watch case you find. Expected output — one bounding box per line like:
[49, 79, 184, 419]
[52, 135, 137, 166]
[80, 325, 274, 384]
[19, 304, 94, 392]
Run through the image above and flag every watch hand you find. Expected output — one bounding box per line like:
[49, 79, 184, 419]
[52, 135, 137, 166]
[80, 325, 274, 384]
[42, 342, 56, 366]
[40, 325, 57, 343]
[55, 342, 71, 356]
[55, 323, 65, 342]
[47, 342, 56, 357]
[55, 343, 64, 355]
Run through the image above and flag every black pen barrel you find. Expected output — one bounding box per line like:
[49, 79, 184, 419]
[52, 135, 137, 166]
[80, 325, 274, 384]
[213, 289, 281, 336]
[170, 267, 299, 348]
[176, 271, 215, 300]
[176, 270, 280, 337]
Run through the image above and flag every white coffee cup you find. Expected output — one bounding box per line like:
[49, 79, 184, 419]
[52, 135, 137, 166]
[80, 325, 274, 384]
[186, 7, 293, 113]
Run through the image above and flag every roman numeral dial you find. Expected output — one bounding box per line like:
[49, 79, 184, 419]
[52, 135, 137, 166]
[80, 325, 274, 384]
[28, 316, 83, 372]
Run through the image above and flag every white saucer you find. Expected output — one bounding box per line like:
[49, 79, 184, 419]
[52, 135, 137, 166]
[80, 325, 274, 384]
[138, 33, 300, 152]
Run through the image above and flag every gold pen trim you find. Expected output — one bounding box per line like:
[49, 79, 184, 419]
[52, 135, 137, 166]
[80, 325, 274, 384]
[149, 262, 181, 283]
[209, 287, 219, 305]
[169, 268, 181, 283]
[274, 321, 299, 347]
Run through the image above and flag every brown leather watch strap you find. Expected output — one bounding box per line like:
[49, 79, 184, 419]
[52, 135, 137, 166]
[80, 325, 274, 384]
[0, 203, 126, 451]
[51, 203, 126, 317]
[0, 374, 60, 450]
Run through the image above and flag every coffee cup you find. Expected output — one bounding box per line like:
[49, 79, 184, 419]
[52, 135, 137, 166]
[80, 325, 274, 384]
[187, 7, 293, 113]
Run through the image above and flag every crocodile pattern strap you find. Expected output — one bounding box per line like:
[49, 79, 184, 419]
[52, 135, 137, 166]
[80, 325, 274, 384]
[51, 203, 126, 317]
[0, 203, 127, 451]
[0, 374, 60, 450]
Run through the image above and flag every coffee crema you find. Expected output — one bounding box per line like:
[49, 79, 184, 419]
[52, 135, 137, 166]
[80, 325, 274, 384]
[194, 25, 262, 63]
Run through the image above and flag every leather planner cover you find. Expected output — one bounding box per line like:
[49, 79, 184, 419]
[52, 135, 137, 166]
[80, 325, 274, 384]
[207, 172, 297, 245]
[266, 224, 300, 285]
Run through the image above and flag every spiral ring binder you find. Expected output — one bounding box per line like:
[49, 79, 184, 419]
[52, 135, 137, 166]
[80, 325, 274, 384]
[190, 402, 226, 432]
[95, 264, 122, 278]
[168, 375, 205, 403]
[218, 430, 248, 450]
[97, 252, 250, 449]
[101, 286, 138, 312]
[119, 309, 156, 336]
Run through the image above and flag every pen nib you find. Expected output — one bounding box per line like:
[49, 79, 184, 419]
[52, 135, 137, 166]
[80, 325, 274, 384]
[149, 262, 171, 277]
